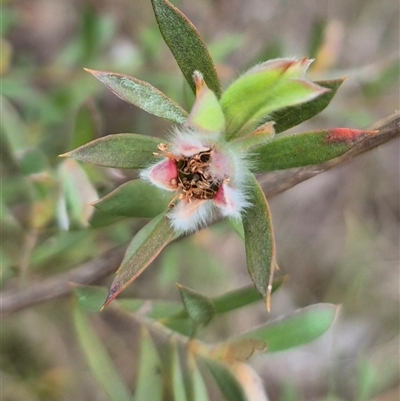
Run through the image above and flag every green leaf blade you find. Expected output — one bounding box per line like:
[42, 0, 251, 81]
[134, 326, 163, 401]
[103, 214, 178, 308]
[151, 0, 221, 97]
[221, 58, 328, 138]
[251, 128, 377, 173]
[242, 176, 276, 310]
[93, 179, 170, 218]
[62, 133, 162, 169]
[270, 78, 345, 133]
[177, 284, 216, 328]
[73, 305, 131, 401]
[86, 69, 188, 124]
[238, 303, 338, 352]
[200, 358, 247, 401]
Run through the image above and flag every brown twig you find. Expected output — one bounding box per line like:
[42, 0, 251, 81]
[0, 246, 126, 318]
[1, 112, 399, 318]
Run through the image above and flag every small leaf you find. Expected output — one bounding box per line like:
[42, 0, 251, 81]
[270, 78, 346, 134]
[134, 326, 163, 401]
[186, 71, 225, 133]
[73, 305, 131, 401]
[93, 179, 170, 218]
[211, 278, 284, 314]
[170, 340, 188, 401]
[85, 69, 188, 124]
[242, 176, 276, 310]
[160, 278, 285, 331]
[200, 357, 247, 401]
[221, 58, 328, 138]
[103, 214, 178, 308]
[238, 303, 339, 352]
[251, 128, 378, 173]
[151, 0, 221, 97]
[177, 283, 216, 328]
[59, 158, 98, 228]
[61, 133, 162, 169]
[187, 353, 209, 401]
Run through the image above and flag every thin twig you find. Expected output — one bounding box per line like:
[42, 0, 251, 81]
[0, 246, 126, 318]
[1, 112, 399, 318]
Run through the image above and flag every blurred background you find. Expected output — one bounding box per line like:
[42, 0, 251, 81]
[1, 0, 399, 400]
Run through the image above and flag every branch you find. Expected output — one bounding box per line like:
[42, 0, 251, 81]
[1, 112, 399, 318]
[0, 246, 126, 318]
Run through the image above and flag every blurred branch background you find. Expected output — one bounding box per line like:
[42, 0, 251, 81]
[1, 0, 399, 400]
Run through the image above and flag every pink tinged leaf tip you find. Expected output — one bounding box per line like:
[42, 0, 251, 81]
[326, 128, 378, 144]
[140, 158, 178, 191]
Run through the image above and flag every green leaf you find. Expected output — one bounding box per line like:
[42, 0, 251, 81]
[62, 133, 162, 169]
[200, 358, 247, 401]
[242, 176, 276, 310]
[73, 285, 109, 312]
[270, 78, 345, 134]
[251, 128, 377, 173]
[211, 278, 284, 314]
[73, 305, 131, 401]
[186, 72, 225, 133]
[170, 340, 188, 401]
[221, 58, 328, 138]
[93, 179, 170, 218]
[58, 159, 98, 228]
[134, 326, 163, 401]
[151, 0, 221, 97]
[160, 278, 285, 332]
[187, 354, 209, 401]
[177, 283, 216, 329]
[238, 303, 338, 352]
[86, 69, 188, 124]
[102, 214, 178, 308]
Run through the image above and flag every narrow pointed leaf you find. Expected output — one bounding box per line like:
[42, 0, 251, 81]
[221, 58, 328, 138]
[237, 303, 339, 352]
[251, 128, 378, 173]
[93, 179, 170, 218]
[159, 279, 285, 337]
[86, 69, 188, 124]
[162, 278, 285, 326]
[61, 133, 162, 169]
[200, 357, 247, 401]
[187, 353, 209, 401]
[73, 305, 131, 401]
[151, 0, 221, 97]
[186, 72, 225, 133]
[103, 214, 178, 308]
[177, 283, 216, 328]
[170, 341, 188, 401]
[242, 176, 276, 310]
[270, 78, 345, 133]
[134, 326, 163, 401]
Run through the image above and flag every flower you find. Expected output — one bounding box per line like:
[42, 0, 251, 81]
[140, 71, 251, 233]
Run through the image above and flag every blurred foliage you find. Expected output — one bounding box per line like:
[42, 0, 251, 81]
[1, 0, 398, 400]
